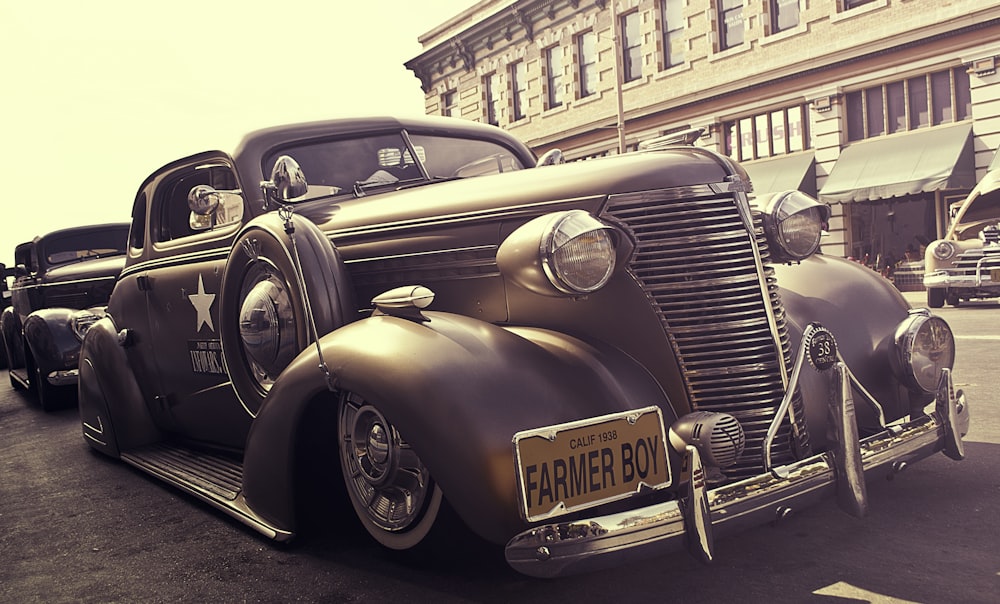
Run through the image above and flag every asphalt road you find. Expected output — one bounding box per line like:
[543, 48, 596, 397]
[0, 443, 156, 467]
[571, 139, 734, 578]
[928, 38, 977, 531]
[1, 291, 998, 603]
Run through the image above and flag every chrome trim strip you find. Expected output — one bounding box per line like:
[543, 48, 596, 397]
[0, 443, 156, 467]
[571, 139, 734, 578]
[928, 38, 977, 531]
[120, 248, 229, 280]
[504, 369, 968, 578]
[10, 275, 117, 292]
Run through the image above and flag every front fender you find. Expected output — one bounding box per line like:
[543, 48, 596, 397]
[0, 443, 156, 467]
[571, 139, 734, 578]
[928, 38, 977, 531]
[78, 316, 161, 457]
[23, 308, 84, 375]
[243, 311, 673, 543]
[774, 255, 916, 434]
[1, 306, 23, 368]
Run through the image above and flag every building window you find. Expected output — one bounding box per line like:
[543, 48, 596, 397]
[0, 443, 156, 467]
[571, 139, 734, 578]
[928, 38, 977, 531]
[545, 45, 564, 109]
[718, 0, 744, 51]
[621, 11, 642, 83]
[510, 60, 528, 121]
[723, 104, 811, 162]
[845, 67, 972, 142]
[661, 0, 684, 68]
[577, 30, 598, 98]
[485, 72, 501, 126]
[843, 0, 876, 9]
[770, 0, 799, 34]
[441, 90, 457, 117]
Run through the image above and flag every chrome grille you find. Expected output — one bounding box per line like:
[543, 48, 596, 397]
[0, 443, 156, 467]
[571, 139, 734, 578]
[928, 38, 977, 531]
[952, 245, 1000, 275]
[604, 186, 806, 480]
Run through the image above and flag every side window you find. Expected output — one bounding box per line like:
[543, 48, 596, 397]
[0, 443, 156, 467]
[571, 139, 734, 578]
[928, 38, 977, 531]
[155, 164, 242, 243]
[129, 192, 147, 253]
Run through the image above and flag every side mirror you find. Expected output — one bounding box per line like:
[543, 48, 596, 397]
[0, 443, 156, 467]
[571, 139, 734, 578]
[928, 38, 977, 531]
[188, 186, 245, 232]
[536, 148, 565, 167]
[188, 185, 221, 216]
[261, 155, 308, 208]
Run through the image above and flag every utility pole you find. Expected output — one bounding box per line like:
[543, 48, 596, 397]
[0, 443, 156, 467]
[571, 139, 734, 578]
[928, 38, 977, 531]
[610, 2, 626, 155]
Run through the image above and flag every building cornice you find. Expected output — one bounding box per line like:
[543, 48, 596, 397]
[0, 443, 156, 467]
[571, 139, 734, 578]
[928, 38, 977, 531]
[529, 14, 1000, 150]
[405, 0, 599, 92]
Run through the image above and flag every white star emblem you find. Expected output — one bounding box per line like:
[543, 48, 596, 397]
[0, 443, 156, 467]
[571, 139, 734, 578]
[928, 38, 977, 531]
[188, 274, 216, 332]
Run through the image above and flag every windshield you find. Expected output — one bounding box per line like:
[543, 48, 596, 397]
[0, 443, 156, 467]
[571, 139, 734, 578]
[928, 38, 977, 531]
[42, 227, 129, 266]
[263, 131, 525, 200]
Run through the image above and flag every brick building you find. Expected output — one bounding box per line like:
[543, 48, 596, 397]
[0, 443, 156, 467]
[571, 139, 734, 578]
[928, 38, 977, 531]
[405, 0, 1000, 267]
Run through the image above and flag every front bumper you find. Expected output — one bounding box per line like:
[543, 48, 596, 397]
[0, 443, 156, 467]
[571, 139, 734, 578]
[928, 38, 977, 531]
[505, 365, 968, 578]
[46, 368, 79, 387]
[924, 270, 999, 293]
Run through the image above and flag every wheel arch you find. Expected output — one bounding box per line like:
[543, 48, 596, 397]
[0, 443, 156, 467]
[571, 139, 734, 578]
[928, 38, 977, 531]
[242, 310, 674, 544]
[219, 212, 355, 416]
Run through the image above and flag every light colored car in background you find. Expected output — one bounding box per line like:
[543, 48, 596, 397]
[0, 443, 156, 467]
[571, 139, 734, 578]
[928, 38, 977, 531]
[924, 169, 1000, 307]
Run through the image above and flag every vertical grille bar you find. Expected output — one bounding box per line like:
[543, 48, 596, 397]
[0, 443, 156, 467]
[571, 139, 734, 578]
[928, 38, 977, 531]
[604, 186, 807, 480]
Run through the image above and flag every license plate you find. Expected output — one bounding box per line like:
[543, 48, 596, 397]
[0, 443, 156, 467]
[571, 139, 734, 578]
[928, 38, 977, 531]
[513, 406, 671, 522]
[991, 269, 1000, 283]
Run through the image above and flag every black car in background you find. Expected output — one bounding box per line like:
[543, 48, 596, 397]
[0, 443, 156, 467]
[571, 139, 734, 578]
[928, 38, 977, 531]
[0, 263, 10, 369]
[1, 223, 129, 409]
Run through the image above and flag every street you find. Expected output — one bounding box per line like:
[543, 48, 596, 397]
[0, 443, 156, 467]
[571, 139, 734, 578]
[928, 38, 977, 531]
[1, 291, 998, 603]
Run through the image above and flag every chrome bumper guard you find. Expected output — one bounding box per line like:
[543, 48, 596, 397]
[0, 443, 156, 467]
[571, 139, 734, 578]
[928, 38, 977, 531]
[505, 366, 968, 578]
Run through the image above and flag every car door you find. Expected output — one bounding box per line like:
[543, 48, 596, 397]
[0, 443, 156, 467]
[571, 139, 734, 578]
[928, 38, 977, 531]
[137, 156, 252, 449]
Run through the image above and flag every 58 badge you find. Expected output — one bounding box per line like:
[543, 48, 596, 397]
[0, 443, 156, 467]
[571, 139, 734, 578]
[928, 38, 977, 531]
[805, 325, 838, 370]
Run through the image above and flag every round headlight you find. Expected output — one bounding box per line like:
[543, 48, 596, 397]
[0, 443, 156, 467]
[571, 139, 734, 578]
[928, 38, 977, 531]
[238, 270, 297, 391]
[762, 191, 830, 263]
[71, 310, 103, 342]
[931, 240, 957, 261]
[894, 313, 955, 393]
[542, 211, 616, 294]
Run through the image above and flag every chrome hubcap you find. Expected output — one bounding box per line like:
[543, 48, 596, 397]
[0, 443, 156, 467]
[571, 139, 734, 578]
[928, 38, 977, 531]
[340, 394, 431, 532]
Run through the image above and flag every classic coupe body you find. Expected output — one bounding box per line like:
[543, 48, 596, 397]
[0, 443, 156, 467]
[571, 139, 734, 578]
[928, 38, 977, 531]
[2, 224, 128, 409]
[79, 116, 968, 577]
[924, 168, 1000, 307]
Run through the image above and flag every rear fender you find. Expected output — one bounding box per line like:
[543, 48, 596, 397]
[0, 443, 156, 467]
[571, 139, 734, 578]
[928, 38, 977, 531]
[78, 317, 161, 457]
[243, 311, 674, 543]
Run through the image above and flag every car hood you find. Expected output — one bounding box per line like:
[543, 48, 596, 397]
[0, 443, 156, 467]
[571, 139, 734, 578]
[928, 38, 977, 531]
[43, 255, 126, 283]
[298, 147, 738, 233]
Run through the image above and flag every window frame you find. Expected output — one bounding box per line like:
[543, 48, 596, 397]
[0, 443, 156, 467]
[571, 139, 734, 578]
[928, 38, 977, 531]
[510, 60, 528, 121]
[545, 44, 564, 109]
[621, 10, 642, 83]
[718, 0, 744, 51]
[577, 29, 598, 98]
[661, 0, 684, 69]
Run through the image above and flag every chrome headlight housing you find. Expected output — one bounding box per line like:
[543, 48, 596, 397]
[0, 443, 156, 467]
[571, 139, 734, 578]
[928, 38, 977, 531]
[893, 311, 956, 393]
[762, 191, 830, 263]
[498, 210, 629, 296]
[70, 309, 103, 342]
[238, 264, 297, 392]
[931, 240, 957, 261]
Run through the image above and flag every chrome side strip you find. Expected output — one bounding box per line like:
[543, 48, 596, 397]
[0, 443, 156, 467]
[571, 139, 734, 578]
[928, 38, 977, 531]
[504, 369, 968, 578]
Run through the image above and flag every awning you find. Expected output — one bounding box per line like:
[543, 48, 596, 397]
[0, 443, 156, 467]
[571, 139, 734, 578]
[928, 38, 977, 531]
[819, 123, 975, 203]
[743, 152, 816, 197]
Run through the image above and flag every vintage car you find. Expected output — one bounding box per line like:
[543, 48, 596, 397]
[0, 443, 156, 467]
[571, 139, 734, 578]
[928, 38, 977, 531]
[1, 224, 129, 409]
[924, 169, 1000, 307]
[78, 116, 968, 578]
[0, 263, 10, 369]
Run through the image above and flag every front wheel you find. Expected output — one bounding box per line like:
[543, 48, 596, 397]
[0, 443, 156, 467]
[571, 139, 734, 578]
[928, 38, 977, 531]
[927, 287, 945, 308]
[31, 358, 63, 411]
[338, 391, 443, 550]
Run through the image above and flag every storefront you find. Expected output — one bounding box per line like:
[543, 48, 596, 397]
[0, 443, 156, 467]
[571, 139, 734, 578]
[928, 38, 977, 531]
[818, 123, 976, 281]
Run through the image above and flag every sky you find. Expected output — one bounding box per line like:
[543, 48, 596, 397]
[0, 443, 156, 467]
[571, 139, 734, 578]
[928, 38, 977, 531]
[0, 0, 476, 267]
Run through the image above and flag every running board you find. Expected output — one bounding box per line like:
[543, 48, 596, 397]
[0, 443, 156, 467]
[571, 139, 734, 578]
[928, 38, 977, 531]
[121, 443, 293, 542]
